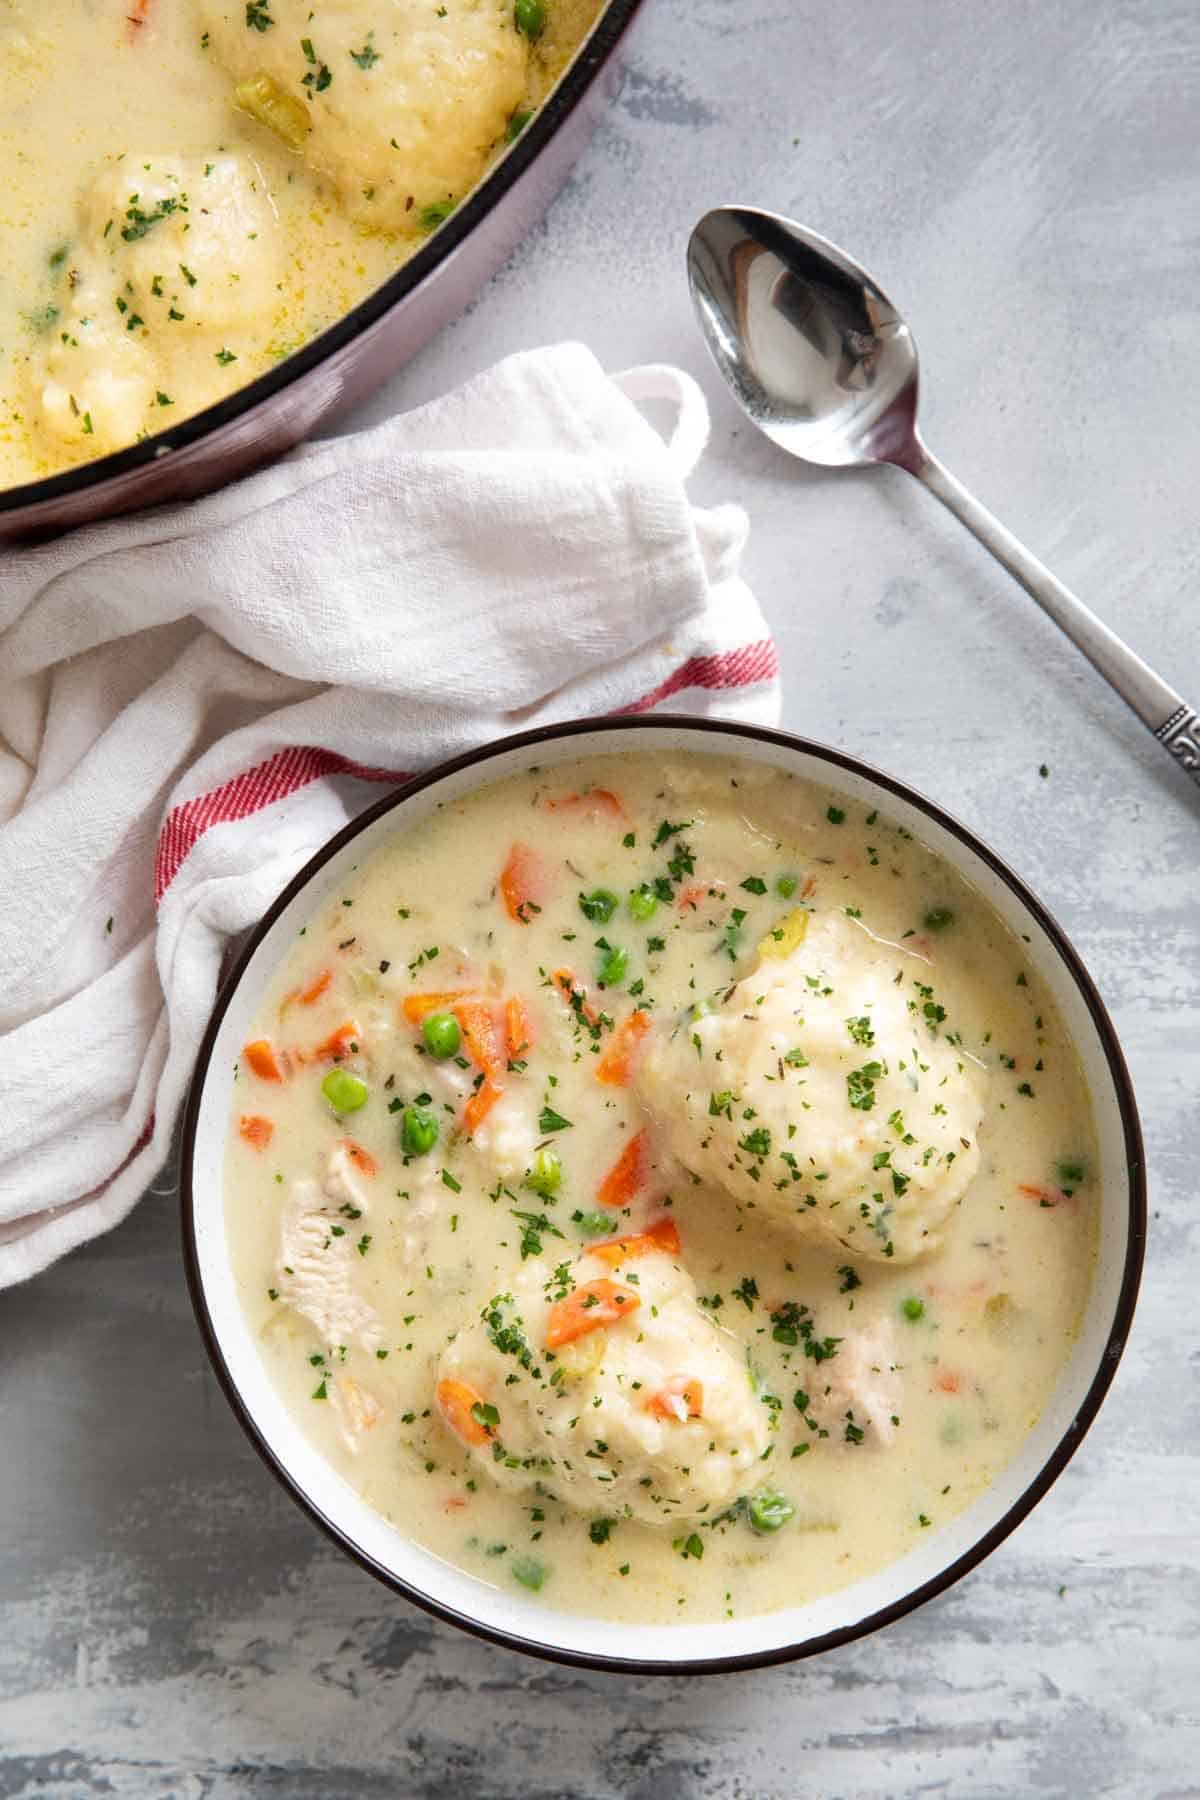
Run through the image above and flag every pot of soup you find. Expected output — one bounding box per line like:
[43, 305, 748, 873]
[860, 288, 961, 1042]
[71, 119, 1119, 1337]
[181, 716, 1144, 1672]
[0, 0, 641, 540]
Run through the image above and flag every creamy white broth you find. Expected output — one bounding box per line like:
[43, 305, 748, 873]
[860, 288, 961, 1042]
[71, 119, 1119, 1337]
[224, 752, 1098, 1625]
[0, 0, 601, 486]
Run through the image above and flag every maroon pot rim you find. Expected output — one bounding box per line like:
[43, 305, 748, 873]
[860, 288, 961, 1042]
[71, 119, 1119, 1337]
[180, 714, 1146, 1675]
[0, 0, 644, 520]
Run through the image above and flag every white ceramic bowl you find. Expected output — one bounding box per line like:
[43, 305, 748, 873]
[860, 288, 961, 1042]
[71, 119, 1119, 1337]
[182, 718, 1145, 1672]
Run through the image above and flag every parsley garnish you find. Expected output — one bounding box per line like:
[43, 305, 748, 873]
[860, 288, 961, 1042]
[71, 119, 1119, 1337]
[847, 1061, 885, 1111]
[732, 1275, 759, 1311]
[511, 1210, 565, 1260]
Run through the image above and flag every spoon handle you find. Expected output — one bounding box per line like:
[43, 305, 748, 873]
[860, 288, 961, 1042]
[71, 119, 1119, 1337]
[913, 447, 1200, 786]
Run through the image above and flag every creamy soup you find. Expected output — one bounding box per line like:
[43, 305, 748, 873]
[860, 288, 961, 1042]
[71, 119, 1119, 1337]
[0, 0, 602, 488]
[224, 753, 1097, 1626]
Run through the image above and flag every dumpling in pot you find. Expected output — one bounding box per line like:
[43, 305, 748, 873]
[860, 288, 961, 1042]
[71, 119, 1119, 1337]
[635, 911, 987, 1264]
[435, 1229, 772, 1526]
[29, 154, 281, 457]
[202, 0, 528, 232]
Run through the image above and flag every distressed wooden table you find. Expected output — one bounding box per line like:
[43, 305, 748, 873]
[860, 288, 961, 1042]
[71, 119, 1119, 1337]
[3, 1, 1197, 1793]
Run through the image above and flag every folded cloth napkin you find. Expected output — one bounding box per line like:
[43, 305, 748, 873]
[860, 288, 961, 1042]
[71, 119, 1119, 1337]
[0, 341, 778, 1288]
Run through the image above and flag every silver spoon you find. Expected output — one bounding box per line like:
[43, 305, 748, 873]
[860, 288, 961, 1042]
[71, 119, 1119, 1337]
[687, 206, 1199, 788]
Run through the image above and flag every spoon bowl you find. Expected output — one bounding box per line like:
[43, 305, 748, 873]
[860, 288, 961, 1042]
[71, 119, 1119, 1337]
[687, 204, 1200, 788]
[687, 208, 921, 470]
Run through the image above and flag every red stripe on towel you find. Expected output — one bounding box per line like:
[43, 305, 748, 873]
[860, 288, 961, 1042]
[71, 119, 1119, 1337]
[154, 748, 411, 899]
[154, 640, 778, 900]
[620, 639, 779, 714]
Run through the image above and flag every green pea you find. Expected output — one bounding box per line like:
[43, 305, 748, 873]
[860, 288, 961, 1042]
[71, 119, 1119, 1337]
[524, 1147, 562, 1198]
[401, 1103, 439, 1157]
[422, 1011, 461, 1059]
[596, 944, 628, 988]
[505, 108, 533, 142]
[514, 0, 546, 39]
[579, 888, 619, 923]
[901, 1296, 924, 1322]
[775, 874, 798, 898]
[321, 1068, 368, 1114]
[573, 1208, 615, 1238]
[628, 883, 658, 921]
[511, 1553, 548, 1591]
[747, 1490, 795, 1534]
[924, 907, 955, 932]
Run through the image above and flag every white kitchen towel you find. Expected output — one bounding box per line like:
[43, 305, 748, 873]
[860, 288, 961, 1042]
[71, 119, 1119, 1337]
[0, 341, 778, 1287]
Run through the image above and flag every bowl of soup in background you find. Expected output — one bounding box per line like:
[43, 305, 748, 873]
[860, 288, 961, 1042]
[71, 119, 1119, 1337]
[181, 716, 1144, 1672]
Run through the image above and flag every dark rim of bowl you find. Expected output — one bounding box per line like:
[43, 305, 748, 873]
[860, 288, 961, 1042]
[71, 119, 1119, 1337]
[0, 0, 643, 518]
[180, 715, 1146, 1676]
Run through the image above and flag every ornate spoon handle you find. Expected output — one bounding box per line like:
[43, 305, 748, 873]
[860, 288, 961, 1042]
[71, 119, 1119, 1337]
[911, 445, 1200, 786]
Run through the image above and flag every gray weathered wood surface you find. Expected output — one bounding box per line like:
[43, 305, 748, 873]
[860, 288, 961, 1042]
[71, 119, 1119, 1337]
[3, 0, 1198, 1792]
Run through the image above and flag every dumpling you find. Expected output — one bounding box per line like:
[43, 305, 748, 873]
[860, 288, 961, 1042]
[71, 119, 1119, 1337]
[635, 911, 987, 1264]
[29, 154, 282, 457]
[201, 0, 528, 232]
[435, 1233, 772, 1526]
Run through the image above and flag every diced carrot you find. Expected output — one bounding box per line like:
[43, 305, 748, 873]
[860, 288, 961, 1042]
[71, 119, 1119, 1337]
[281, 966, 334, 1015]
[934, 1367, 961, 1394]
[499, 842, 547, 924]
[553, 967, 599, 1028]
[596, 1128, 650, 1209]
[312, 1020, 362, 1062]
[301, 967, 332, 1004]
[401, 989, 471, 1025]
[595, 1009, 650, 1086]
[238, 1114, 275, 1150]
[127, 0, 153, 36]
[463, 1078, 503, 1137]
[443, 1494, 469, 1512]
[801, 875, 816, 899]
[454, 1000, 505, 1081]
[339, 1139, 378, 1177]
[1019, 1183, 1070, 1208]
[505, 995, 534, 1062]
[244, 1038, 286, 1082]
[545, 1279, 641, 1349]
[543, 787, 627, 822]
[676, 882, 725, 912]
[436, 1377, 493, 1447]
[644, 1375, 703, 1422]
[589, 1215, 680, 1266]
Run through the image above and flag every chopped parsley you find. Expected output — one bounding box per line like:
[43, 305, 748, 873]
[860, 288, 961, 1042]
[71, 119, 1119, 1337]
[538, 1104, 573, 1134]
[847, 1061, 885, 1111]
[511, 1209, 565, 1260]
[732, 1275, 759, 1312]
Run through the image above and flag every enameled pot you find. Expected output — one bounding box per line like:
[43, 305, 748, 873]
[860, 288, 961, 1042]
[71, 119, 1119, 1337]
[0, 1, 644, 542]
